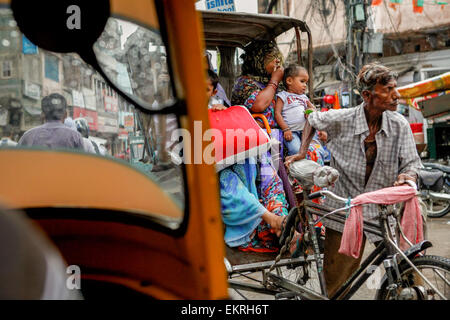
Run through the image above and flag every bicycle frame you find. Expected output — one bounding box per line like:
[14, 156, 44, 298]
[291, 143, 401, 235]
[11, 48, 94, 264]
[225, 183, 447, 300]
[300, 191, 445, 300]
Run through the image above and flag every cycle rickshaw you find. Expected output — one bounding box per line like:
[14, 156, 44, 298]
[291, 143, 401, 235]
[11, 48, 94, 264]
[0, 0, 448, 300]
[200, 10, 449, 300]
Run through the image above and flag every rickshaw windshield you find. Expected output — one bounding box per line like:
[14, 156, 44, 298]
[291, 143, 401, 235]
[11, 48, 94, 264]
[0, 7, 186, 226]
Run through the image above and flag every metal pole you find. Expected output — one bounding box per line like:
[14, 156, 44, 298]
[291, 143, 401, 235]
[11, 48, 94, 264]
[346, 0, 354, 107]
[295, 26, 302, 66]
[265, 0, 279, 14]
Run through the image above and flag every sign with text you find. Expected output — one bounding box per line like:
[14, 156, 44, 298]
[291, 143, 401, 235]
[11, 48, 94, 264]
[82, 88, 96, 111]
[103, 89, 118, 113]
[23, 81, 41, 100]
[73, 107, 98, 131]
[98, 115, 118, 133]
[205, 0, 235, 11]
[119, 111, 135, 131]
[72, 90, 85, 108]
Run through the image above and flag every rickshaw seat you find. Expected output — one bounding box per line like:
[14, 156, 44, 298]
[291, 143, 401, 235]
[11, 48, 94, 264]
[252, 113, 297, 209]
[251, 114, 271, 136]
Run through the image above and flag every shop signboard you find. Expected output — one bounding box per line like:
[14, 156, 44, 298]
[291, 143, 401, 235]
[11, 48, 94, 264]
[23, 81, 41, 100]
[205, 0, 235, 11]
[73, 107, 98, 131]
[72, 90, 85, 108]
[119, 111, 134, 131]
[118, 128, 128, 140]
[82, 88, 97, 111]
[104, 94, 118, 113]
[98, 115, 119, 133]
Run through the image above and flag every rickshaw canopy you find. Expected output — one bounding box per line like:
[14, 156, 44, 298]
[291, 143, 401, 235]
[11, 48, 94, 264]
[200, 10, 310, 49]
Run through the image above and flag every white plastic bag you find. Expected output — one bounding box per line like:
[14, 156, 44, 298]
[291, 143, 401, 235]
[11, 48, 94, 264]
[289, 159, 339, 188]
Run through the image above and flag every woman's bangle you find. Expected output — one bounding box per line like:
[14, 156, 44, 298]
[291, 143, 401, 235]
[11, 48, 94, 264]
[282, 128, 291, 132]
[267, 82, 278, 90]
[304, 109, 314, 115]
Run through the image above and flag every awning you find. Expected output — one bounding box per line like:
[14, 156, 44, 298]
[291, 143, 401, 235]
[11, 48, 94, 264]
[398, 72, 450, 99]
[417, 91, 450, 118]
[398, 72, 450, 117]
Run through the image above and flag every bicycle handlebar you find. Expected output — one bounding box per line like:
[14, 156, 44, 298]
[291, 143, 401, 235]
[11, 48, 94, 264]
[307, 189, 348, 203]
[307, 182, 418, 203]
[308, 191, 322, 200]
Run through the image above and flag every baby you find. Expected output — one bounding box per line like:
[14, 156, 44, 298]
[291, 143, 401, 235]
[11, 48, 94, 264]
[274, 64, 315, 156]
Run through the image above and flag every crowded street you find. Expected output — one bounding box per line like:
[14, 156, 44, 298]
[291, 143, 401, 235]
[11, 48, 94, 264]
[0, 0, 449, 308]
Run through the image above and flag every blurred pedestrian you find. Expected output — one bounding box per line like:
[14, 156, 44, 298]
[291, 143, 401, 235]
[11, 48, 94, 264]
[74, 117, 101, 154]
[18, 93, 84, 150]
[0, 125, 18, 147]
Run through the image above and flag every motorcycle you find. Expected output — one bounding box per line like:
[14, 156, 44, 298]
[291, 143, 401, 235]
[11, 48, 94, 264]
[418, 162, 450, 218]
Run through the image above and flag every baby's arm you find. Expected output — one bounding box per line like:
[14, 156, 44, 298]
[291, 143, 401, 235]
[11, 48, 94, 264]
[274, 97, 292, 141]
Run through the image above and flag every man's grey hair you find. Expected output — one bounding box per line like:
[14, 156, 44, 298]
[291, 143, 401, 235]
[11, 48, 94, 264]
[356, 63, 398, 93]
[41, 93, 67, 121]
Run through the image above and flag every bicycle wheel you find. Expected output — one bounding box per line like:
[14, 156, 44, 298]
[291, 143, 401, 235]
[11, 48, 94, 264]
[277, 260, 323, 297]
[376, 255, 450, 300]
[423, 197, 450, 218]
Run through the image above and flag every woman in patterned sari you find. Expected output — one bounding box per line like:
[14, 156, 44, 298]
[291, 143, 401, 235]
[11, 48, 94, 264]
[220, 41, 293, 253]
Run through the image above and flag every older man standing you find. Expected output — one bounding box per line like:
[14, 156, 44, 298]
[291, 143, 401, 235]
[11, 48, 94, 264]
[285, 63, 422, 297]
[19, 93, 84, 150]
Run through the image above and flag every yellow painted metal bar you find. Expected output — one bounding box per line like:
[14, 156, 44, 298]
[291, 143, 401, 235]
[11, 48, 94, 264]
[163, 0, 228, 299]
[0, 150, 182, 218]
[110, 0, 159, 29]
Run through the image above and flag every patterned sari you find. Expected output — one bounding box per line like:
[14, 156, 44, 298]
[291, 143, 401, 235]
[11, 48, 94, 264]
[220, 41, 289, 253]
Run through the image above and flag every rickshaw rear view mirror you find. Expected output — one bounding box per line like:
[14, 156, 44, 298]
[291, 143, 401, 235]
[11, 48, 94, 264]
[92, 16, 176, 111]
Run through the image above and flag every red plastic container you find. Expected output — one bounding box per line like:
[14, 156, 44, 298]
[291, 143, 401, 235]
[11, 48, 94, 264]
[410, 123, 423, 133]
[410, 123, 424, 144]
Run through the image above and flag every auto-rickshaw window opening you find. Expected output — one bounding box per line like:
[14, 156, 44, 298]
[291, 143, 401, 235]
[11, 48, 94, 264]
[0, 6, 188, 231]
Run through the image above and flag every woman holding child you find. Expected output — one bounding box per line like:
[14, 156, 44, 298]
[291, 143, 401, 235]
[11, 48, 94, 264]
[219, 41, 297, 253]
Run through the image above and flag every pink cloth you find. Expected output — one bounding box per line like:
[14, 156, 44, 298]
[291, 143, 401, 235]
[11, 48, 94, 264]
[339, 186, 423, 258]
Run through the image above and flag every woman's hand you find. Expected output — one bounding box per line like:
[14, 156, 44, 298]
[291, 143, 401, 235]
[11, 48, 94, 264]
[284, 153, 305, 169]
[252, 58, 283, 113]
[283, 130, 293, 141]
[270, 58, 284, 83]
[262, 211, 284, 237]
[210, 104, 227, 111]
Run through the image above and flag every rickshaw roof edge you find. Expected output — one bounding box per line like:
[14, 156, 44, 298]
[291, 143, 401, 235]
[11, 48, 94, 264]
[199, 10, 309, 48]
